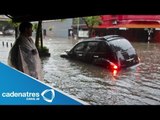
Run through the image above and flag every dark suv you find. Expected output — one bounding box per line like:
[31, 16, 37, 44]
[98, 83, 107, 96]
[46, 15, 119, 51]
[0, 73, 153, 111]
[60, 35, 140, 70]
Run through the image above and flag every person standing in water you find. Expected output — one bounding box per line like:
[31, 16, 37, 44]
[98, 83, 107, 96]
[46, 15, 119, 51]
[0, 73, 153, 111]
[8, 22, 43, 81]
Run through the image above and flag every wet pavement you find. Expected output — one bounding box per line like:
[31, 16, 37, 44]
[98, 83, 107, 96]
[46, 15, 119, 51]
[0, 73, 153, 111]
[1, 36, 160, 105]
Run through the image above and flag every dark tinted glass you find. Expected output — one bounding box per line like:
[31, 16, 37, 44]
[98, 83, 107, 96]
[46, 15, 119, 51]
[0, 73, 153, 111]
[109, 39, 133, 51]
[74, 42, 87, 52]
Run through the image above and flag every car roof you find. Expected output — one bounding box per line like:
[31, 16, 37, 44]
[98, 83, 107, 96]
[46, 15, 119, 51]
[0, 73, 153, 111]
[78, 38, 102, 43]
[79, 35, 126, 43]
[102, 35, 126, 41]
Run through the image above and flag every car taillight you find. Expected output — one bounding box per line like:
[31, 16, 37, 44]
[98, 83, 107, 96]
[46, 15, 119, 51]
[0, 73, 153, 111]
[109, 62, 118, 77]
[113, 65, 118, 69]
[110, 62, 118, 70]
[113, 70, 118, 77]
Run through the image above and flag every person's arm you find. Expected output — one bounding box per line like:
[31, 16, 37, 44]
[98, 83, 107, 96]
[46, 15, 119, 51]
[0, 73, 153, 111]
[17, 45, 30, 74]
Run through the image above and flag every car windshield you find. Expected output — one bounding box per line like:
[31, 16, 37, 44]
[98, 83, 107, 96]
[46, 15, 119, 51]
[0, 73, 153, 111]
[108, 38, 133, 51]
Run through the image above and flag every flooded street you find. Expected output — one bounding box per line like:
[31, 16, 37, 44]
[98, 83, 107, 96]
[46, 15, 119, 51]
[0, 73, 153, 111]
[1, 36, 160, 105]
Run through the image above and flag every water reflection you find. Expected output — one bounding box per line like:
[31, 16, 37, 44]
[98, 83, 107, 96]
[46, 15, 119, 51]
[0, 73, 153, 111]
[42, 39, 160, 105]
[1, 37, 160, 105]
[112, 70, 118, 77]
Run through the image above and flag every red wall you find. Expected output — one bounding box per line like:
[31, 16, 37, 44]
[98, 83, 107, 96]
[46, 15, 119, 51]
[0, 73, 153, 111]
[99, 15, 160, 28]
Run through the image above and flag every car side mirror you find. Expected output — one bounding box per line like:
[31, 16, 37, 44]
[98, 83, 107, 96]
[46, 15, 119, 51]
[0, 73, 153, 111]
[75, 49, 80, 52]
[65, 51, 69, 54]
[67, 51, 73, 55]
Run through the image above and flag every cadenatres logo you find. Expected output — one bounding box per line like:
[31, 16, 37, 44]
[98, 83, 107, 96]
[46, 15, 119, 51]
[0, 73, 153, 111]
[41, 89, 55, 103]
[1, 89, 55, 103]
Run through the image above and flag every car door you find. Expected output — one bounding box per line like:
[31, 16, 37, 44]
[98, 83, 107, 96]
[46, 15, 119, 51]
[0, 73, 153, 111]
[109, 38, 139, 68]
[83, 41, 99, 62]
[94, 41, 108, 58]
[72, 42, 88, 61]
[92, 41, 111, 66]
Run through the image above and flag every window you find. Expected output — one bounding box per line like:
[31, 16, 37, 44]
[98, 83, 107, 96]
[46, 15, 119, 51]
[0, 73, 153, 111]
[74, 42, 87, 52]
[85, 42, 99, 53]
[109, 39, 132, 51]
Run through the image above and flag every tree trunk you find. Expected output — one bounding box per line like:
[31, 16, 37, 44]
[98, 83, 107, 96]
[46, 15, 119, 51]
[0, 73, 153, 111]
[15, 26, 19, 39]
[82, 17, 92, 38]
[40, 23, 43, 49]
[89, 27, 94, 37]
[35, 21, 42, 48]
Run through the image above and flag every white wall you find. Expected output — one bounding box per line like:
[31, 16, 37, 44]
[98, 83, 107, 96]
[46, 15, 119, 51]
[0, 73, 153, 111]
[42, 19, 72, 38]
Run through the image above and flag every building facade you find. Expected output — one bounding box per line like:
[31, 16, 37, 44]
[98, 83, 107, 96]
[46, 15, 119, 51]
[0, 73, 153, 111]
[72, 15, 160, 42]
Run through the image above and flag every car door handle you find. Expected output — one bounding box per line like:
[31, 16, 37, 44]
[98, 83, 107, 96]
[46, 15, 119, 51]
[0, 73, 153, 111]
[93, 55, 99, 58]
[78, 53, 83, 56]
[126, 58, 134, 61]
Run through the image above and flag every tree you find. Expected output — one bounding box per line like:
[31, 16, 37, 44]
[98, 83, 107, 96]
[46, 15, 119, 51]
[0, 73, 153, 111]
[32, 23, 38, 31]
[7, 18, 20, 28]
[7, 19, 20, 39]
[82, 16, 102, 37]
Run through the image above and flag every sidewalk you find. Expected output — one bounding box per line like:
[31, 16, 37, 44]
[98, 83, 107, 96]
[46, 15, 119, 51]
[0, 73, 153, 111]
[0, 36, 14, 64]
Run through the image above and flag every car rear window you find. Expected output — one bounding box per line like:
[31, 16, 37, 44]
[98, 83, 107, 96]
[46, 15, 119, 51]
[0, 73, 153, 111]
[108, 38, 133, 51]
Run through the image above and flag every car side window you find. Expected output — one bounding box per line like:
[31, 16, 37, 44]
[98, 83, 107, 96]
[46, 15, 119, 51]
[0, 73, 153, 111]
[96, 42, 108, 53]
[94, 41, 113, 59]
[85, 42, 98, 53]
[74, 42, 87, 52]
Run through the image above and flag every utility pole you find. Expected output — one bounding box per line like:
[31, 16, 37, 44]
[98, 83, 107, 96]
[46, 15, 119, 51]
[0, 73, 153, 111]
[147, 28, 153, 43]
[77, 18, 79, 39]
[144, 28, 153, 43]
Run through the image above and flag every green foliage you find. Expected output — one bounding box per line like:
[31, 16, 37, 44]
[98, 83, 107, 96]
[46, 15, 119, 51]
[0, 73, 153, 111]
[78, 16, 102, 37]
[58, 19, 66, 22]
[73, 18, 79, 24]
[73, 16, 102, 27]
[49, 27, 52, 31]
[32, 23, 38, 31]
[0, 23, 3, 27]
[82, 16, 102, 27]
[7, 18, 20, 27]
[38, 46, 49, 53]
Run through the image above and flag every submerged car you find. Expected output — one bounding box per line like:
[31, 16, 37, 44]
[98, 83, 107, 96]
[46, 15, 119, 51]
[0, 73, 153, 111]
[60, 35, 140, 70]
